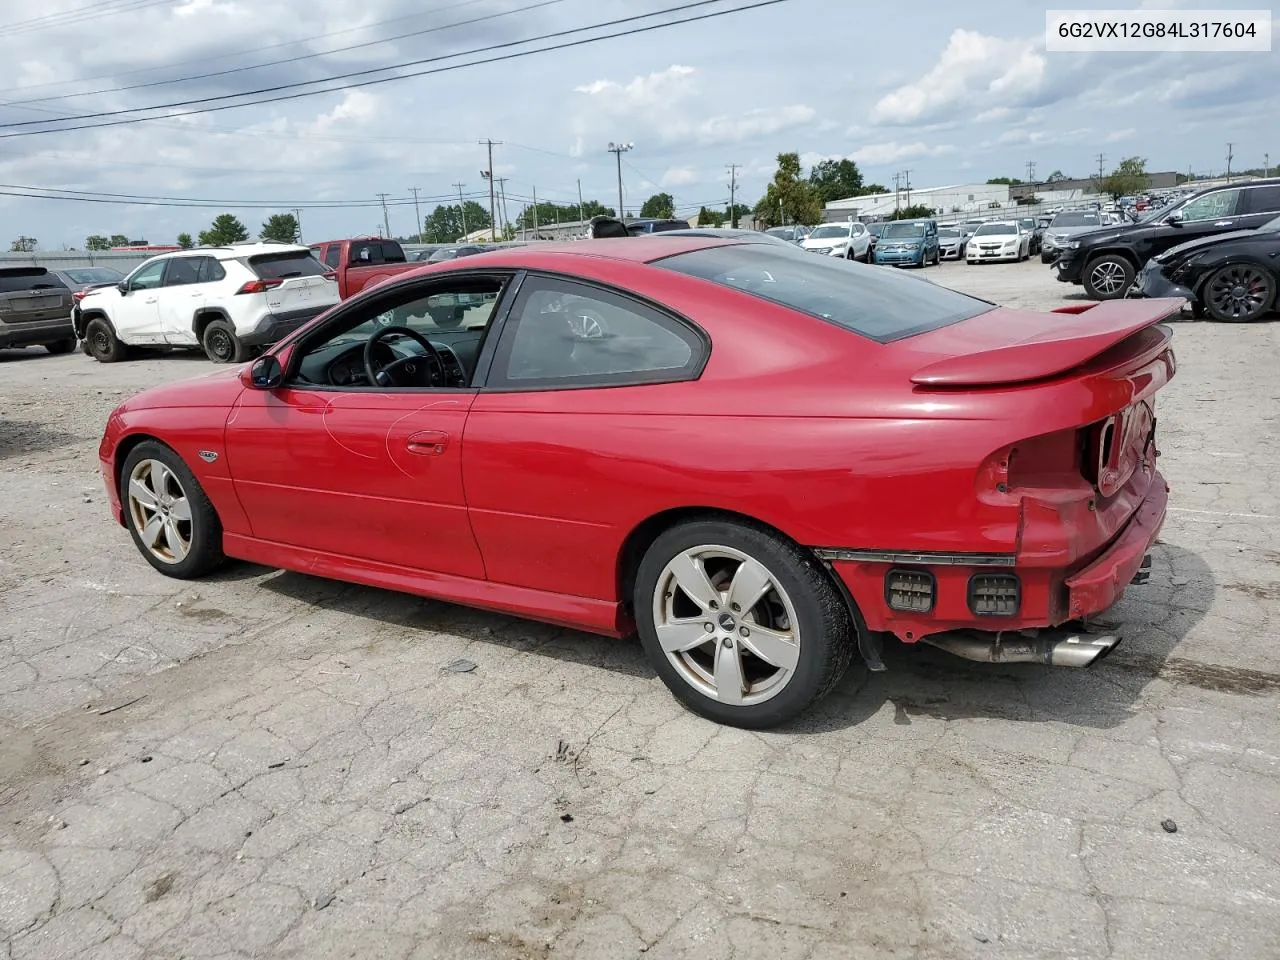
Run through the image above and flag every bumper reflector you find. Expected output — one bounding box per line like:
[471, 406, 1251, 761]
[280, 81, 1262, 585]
[969, 573, 1021, 616]
[885, 569, 935, 613]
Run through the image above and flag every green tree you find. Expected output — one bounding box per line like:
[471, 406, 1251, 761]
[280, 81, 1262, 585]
[639, 192, 675, 218]
[889, 204, 937, 220]
[985, 177, 1023, 186]
[176, 233, 194, 249]
[85, 235, 111, 251]
[1045, 169, 1070, 183]
[696, 206, 725, 227]
[108, 234, 129, 247]
[9, 237, 37, 252]
[753, 152, 823, 227]
[260, 213, 299, 243]
[808, 158, 864, 203]
[422, 202, 492, 242]
[577, 199, 615, 221]
[1103, 156, 1150, 199]
[861, 183, 888, 195]
[197, 214, 249, 246]
[726, 203, 750, 228]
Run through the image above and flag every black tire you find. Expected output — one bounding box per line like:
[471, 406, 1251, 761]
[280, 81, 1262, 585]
[119, 440, 224, 579]
[201, 318, 249, 364]
[1201, 264, 1276, 323]
[1082, 254, 1135, 300]
[44, 338, 76, 355]
[84, 317, 127, 363]
[931, 247, 940, 266]
[633, 519, 857, 729]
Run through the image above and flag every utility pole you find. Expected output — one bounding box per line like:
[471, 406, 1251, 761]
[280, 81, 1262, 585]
[1266, 153, 1271, 178]
[903, 169, 912, 209]
[292, 207, 303, 244]
[608, 142, 633, 219]
[408, 187, 423, 243]
[727, 163, 740, 227]
[496, 178, 509, 237]
[577, 178, 585, 230]
[1226, 142, 1234, 182]
[893, 171, 902, 214]
[532, 185, 539, 239]
[1096, 153, 1106, 189]
[1026, 160, 1036, 183]
[479, 139, 502, 241]
[452, 182, 468, 239]
[376, 193, 391, 240]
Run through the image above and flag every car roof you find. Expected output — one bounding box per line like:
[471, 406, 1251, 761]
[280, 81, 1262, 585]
[395, 236, 739, 275]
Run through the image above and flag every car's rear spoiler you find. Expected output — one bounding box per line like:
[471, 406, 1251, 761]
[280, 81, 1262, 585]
[910, 298, 1182, 388]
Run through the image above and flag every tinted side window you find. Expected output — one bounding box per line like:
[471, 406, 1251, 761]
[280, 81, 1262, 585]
[489, 277, 704, 388]
[1245, 185, 1280, 215]
[162, 257, 202, 286]
[198, 258, 227, 283]
[323, 245, 341, 268]
[1180, 189, 1241, 222]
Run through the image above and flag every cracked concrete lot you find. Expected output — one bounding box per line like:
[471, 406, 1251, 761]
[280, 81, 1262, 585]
[2, 259, 1279, 959]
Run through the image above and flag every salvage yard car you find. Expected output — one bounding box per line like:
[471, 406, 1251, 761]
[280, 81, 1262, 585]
[1040, 210, 1105, 263]
[965, 220, 1030, 263]
[801, 221, 872, 261]
[1056, 178, 1280, 300]
[872, 219, 939, 267]
[309, 237, 420, 300]
[1131, 213, 1280, 322]
[75, 243, 339, 364]
[0, 266, 77, 355]
[97, 236, 1177, 728]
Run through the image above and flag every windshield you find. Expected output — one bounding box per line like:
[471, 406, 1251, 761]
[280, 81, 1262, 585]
[764, 227, 796, 239]
[866, 223, 885, 236]
[807, 225, 850, 239]
[1019, 219, 1036, 229]
[61, 267, 123, 285]
[974, 223, 1016, 236]
[938, 228, 960, 238]
[880, 222, 925, 238]
[1050, 213, 1102, 228]
[658, 243, 993, 343]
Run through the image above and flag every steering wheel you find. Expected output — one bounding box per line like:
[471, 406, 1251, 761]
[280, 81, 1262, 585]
[362, 325, 445, 388]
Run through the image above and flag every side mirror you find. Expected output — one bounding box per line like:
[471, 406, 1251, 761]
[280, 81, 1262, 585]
[247, 354, 283, 389]
[117, 282, 129, 294]
[1166, 209, 1184, 225]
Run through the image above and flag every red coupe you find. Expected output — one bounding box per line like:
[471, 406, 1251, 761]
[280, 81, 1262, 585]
[99, 237, 1178, 728]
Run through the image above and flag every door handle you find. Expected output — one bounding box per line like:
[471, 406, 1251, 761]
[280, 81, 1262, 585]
[1214, 221, 1234, 226]
[144, 297, 158, 304]
[406, 430, 449, 455]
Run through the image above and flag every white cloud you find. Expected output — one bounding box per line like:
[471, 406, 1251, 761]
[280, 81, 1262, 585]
[1105, 127, 1136, 143]
[870, 29, 1046, 125]
[659, 166, 698, 188]
[848, 142, 956, 165]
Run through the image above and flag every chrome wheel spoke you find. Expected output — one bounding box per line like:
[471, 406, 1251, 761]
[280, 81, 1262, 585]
[727, 558, 772, 615]
[740, 623, 800, 672]
[141, 513, 165, 549]
[656, 618, 712, 654]
[168, 497, 192, 522]
[128, 477, 158, 510]
[164, 520, 189, 561]
[667, 552, 720, 611]
[713, 642, 746, 705]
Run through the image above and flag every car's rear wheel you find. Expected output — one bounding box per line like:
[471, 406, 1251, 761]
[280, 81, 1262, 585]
[44, 338, 76, 355]
[1083, 255, 1134, 300]
[84, 318, 126, 363]
[1202, 264, 1275, 322]
[201, 319, 248, 364]
[121, 441, 224, 579]
[634, 519, 856, 728]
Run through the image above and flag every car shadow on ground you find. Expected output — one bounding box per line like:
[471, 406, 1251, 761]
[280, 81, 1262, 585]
[244, 541, 1216, 730]
[0, 419, 81, 459]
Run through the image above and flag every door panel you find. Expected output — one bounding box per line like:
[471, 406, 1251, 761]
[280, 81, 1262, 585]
[116, 260, 166, 343]
[224, 388, 485, 578]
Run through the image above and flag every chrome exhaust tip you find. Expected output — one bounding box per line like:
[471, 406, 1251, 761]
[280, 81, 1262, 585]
[920, 630, 1123, 668]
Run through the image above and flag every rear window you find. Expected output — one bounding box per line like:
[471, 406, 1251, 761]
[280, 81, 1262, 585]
[0, 268, 68, 293]
[246, 252, 328, 280]
[60, 268, 122, 285]
[658, 243, 993, 343]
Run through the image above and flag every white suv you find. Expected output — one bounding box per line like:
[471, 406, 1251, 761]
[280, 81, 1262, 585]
[74, 242, 339, 364]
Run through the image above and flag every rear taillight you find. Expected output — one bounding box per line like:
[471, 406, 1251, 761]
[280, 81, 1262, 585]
[73, 291, 87, 302]
[235, 278, 284, 295]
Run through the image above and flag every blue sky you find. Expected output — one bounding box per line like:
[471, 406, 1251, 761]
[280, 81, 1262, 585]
[0, 0, 1275, 248]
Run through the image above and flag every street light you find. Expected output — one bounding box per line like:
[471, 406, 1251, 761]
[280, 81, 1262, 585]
[607, 142, 633, 219]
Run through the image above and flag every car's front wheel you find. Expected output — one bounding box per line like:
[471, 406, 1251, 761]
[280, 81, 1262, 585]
[1202, 264, 1276, 322]
[120, 441, 224, 579]
[84, 318, 127, 363]
[201, 319, 249, 364]
[1082, 255, 1135, 299]
[634, 519, 856, 728]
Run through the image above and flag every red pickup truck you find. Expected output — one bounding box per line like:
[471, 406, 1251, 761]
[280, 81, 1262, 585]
[309, 237, 422, 300]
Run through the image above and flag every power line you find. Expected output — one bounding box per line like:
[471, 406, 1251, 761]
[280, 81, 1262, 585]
[1, 0, 174, 38]
[0, 0, 560, 109]
[0, 0, 792, 138]
[0, 182, 485, 209]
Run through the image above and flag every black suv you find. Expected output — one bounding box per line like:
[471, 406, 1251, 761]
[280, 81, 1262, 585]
[1055, 178, 1280, 299]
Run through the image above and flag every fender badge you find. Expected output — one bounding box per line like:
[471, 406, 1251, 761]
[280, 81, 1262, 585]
[198, 450, 219, 463]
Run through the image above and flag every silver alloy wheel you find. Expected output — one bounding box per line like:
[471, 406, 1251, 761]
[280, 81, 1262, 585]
[126, 459, 193, 564]
[652, 545, 801, 706]
[1089, 260, 1128, 295]
[1207, 265, 1270, 320]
